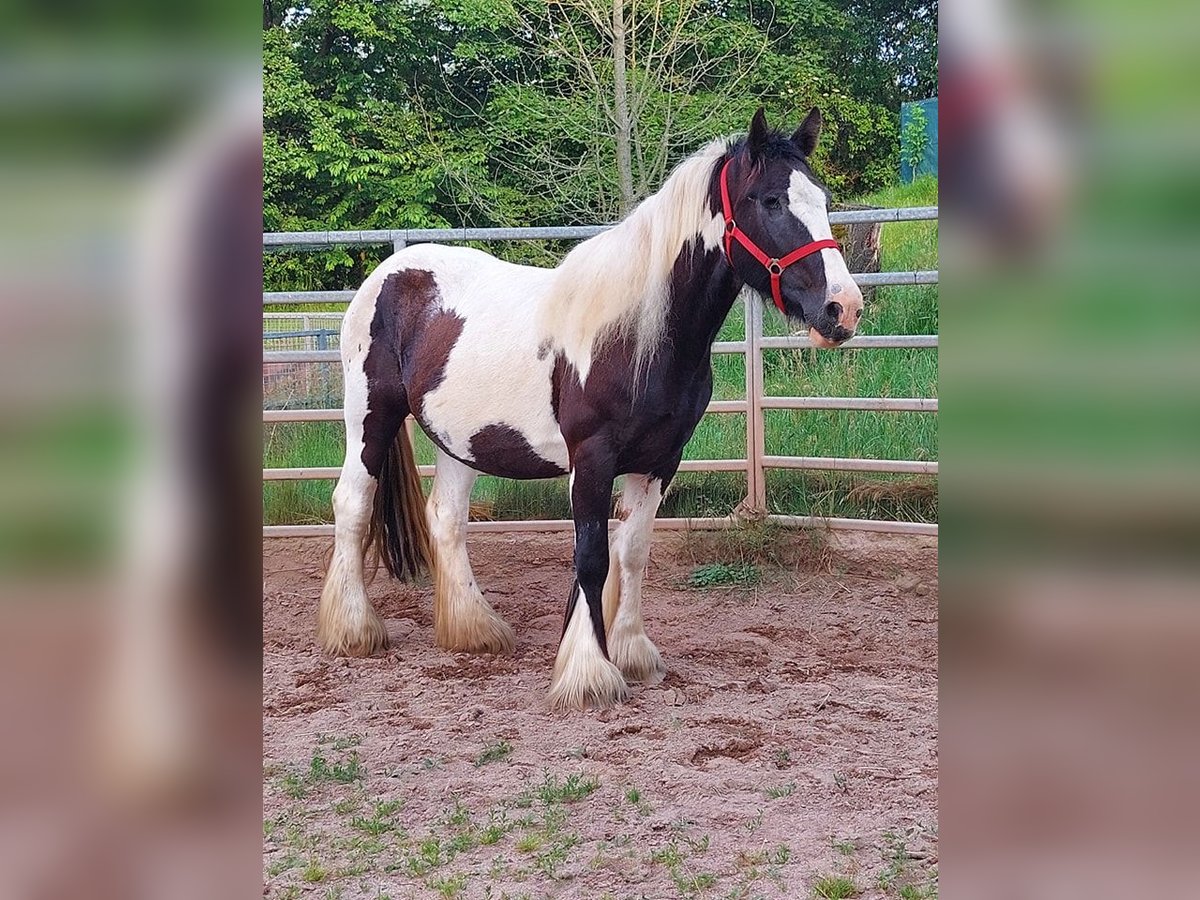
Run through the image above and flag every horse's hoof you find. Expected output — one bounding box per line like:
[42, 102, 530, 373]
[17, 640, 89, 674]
[547, 657, 629, 711]
[317, 611, 390, 657]
[435, 607, 516, 655]
[610, 632, 665, 685]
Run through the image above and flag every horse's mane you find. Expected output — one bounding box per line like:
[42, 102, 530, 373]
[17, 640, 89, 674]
[543, 138, 733, 381]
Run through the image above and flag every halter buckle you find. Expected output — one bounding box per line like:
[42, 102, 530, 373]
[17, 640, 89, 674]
[767, 259, 783, 275]
[725, 219, 736, 233]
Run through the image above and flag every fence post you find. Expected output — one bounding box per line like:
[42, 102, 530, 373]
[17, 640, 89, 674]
[744, 293, 768, 513]
[744, 292, 763, 511]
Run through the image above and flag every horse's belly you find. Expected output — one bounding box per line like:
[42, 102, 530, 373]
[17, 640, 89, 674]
[418, 344, 569, 480]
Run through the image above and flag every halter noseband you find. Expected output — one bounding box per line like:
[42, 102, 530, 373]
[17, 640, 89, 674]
[719, 157, 841, 314]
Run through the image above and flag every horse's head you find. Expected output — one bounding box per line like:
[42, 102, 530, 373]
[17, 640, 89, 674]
[721, 108, 864, 347]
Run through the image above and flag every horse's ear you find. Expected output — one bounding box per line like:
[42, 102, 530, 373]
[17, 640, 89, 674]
[748, 106, 770, 161]
[791, 107, 823, 157]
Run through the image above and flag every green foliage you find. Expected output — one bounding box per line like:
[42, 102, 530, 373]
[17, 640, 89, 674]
[264, 0, 936, 277]
[813, 875, 860, 899]
[686, 562, 763, 589]
[901, 104, 930, 173]
[474, 739, 513, 767]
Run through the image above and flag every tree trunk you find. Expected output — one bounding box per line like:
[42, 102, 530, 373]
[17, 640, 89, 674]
[611, 0, 635, 214]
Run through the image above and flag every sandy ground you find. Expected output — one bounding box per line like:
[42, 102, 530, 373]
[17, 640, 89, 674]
[263, 529, 938, 899]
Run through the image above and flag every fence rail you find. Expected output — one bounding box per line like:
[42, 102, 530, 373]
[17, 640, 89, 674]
[262, 207, 938, 537]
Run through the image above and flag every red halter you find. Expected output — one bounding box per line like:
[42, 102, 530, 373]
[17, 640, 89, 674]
[719, 157, 841, 314]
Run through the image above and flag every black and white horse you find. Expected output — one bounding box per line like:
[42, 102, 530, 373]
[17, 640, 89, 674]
[318, 108, 864, 709]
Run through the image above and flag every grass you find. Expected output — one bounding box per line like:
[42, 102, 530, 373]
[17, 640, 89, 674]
[263, 176, 936, 524]
[475, 739, 513, 767]
[813, 875, 860, 899]
[763, 782, 796, 799]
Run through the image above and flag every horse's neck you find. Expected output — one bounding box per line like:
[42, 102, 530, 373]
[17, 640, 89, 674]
[661, 240, 743, 369]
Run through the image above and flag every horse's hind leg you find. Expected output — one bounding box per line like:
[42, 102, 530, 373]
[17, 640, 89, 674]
[317, 352, 400, 657]
[429, 450, 515, 654]
[603, 474, 667, 683]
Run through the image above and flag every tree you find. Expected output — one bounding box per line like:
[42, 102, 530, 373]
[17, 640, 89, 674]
[263, 0, 928, 278]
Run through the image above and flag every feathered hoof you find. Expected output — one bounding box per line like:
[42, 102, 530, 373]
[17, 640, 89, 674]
[610, 631, 665, 685]
[317, 605, 389, 657]
[435, 606, 516, 656]
[547, 655, 629, 711]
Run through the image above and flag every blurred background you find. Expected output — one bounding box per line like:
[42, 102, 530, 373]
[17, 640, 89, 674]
[940, 0, 1200, 896]
[0, 2, 262, 898]
[0, 0, 1197, 896]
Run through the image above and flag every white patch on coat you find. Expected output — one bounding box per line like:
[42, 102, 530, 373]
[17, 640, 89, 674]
[421, 247, 569, 470]
[786, 169, 856, 297]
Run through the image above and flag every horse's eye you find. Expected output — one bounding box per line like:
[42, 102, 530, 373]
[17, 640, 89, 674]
[762, 196, 782, 211]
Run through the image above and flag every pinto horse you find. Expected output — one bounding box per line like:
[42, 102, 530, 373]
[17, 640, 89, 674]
[317, 108, 864, 709]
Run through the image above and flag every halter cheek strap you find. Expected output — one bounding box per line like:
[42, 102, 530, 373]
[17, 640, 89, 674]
[719, 158, 841, 314]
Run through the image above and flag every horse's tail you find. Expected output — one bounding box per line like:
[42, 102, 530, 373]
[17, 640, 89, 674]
[366, 423, 433, 582]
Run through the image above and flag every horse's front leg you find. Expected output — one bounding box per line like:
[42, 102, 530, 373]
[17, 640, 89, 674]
[547, 443, 629, 710]
[604, 472, 670, 684]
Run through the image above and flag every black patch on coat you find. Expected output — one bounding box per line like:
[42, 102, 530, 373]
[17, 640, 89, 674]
[467, 424, 567, 480]
[360, 269, 465, 477]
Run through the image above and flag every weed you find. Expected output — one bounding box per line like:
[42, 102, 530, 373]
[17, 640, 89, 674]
[535, 832, 581, 878]
[529, 772, 599, 804]
[767, 844, 791, 865]
[444, 798, 472, 828]
[428, 873, 467, 898]
[813, 875, 860, 899]
[266, 853, 300, 877]
[480, 823, 507, 846]
[687, 562, 762, 589]
[764, 782, 796, 799]
[515, 833, 543, 853]
[625, 787, 641, 805]
[650, 842, 684, 867]
[279, 773, 307, 799]
[421, 755, 445, 770]
[673, 870, 718, 895]
[833, 839, 857, 856]
[350, 800, 402, 836]
[475, 739, 513, 767]
[317, 751, 363, 783]
[773, 748, 792, 769]
[300, 858, 328, 883]
[745, 811, 764, 834]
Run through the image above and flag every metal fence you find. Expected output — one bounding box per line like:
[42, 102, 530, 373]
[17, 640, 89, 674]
[263, 207, 938, 538]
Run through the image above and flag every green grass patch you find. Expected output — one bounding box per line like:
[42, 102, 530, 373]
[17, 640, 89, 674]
[474, 739, 513, 767]
[813, 875, 860, 899]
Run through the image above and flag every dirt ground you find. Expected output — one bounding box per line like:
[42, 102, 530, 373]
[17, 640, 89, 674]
[263, 529, 938, 899]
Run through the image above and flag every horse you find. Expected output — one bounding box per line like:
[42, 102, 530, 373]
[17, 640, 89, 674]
[317, 107, 864, 709]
